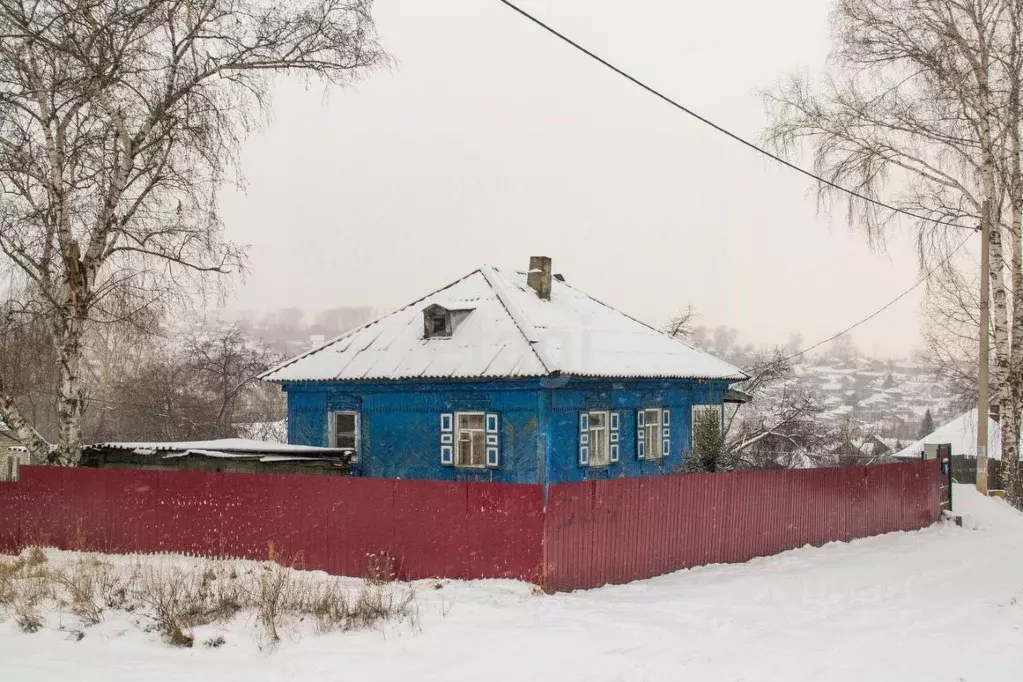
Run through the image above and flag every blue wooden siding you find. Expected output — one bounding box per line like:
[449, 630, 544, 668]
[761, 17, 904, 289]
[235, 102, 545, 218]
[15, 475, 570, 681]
[285, 380, 546, 484]
[544, 380, 725, 483]
[282, 378, 729, 485]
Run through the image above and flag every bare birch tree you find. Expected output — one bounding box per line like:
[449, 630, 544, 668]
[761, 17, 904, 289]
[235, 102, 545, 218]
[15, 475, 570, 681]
[763, 0, 1023, 505]
[920, 263, 989, 411]
[0, 0, 386, 464]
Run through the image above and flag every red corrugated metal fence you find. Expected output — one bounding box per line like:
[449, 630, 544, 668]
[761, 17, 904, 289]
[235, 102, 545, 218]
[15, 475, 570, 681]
[542, 460, 941, 591]
[0, 461, 941, 590]
[0, 467, 545, 582]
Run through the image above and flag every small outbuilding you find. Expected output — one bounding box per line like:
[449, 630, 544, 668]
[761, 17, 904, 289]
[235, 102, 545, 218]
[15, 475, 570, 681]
[82, 439, 352, 476]
[262, 257, 747, 485]
[0, 421, 27, 482]
[892, 409, 998, 461]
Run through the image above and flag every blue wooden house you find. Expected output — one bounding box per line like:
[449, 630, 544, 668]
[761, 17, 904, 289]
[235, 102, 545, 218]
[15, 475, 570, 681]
[262, 257, 747, 484]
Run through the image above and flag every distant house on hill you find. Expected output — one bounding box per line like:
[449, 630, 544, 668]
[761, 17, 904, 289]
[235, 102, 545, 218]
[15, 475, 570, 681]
[0, 422, 27, 482]
[0, 423, 20, 449]
[829, 435, 898, 465]
[875, 436, 904, 455]
[892, 409, 1011, 461]
[261, 257, 748, 485]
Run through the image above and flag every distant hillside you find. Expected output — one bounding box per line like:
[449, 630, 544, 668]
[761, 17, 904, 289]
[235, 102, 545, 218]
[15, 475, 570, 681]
[684, 325, 954, 445]
[222, 305, 379, 357]
[791, 357, 953, 440]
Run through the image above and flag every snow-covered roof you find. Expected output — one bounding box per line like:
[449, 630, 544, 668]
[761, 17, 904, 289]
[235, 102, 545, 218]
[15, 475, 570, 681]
[876, 436, 903, 451]
[892, 409, 1007, 460]
[88, 439, 344, 456]
[261, 266, 746, 383]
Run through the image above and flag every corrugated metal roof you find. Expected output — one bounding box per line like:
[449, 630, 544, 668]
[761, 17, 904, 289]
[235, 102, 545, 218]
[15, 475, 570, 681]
[893, 409, 1015, 461]
[88, 439, 347, 455]
[261, 267, 746, 383]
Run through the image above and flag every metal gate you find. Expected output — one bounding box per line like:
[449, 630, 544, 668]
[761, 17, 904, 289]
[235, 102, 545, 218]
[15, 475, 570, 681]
[937, 443, 953, 512]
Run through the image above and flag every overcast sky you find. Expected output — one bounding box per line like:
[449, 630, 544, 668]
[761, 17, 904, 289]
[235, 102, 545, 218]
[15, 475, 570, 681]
[218, 0, 940, 358]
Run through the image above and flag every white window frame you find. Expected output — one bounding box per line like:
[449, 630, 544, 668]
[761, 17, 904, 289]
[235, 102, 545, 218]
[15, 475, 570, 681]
[455, 411, 487, 469]
[329, 410, 360, 461]
[642, 408, 664, 460]
[588, 410, 611, 467]
[691, 404, 723, 445]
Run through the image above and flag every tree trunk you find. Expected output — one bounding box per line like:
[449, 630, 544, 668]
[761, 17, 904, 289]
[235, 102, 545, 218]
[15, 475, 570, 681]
[1000, 400, 1020, 498]
[53, 318, 86, 466]
[987, 207, 1014, 492]
[1002, 32, 1023, 506]
[977, 68, 1008, 493]
[1004, 189, 1023, 505]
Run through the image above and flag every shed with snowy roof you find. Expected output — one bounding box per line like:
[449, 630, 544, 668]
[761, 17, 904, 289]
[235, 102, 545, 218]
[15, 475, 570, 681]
[261, 257, 747, 484]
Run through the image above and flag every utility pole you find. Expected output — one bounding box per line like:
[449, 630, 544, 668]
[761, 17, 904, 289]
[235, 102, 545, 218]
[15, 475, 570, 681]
[977, 198, 991, 495]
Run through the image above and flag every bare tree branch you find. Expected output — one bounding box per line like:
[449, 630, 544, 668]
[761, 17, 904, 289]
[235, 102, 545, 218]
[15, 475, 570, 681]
[0, 0, 387, 463]
[763, 0, 1023, 504]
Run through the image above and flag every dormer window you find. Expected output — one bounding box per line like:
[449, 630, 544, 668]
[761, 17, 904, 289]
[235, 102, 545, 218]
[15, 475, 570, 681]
[423, 304, 453, 339]
[423, 302, 474, 339]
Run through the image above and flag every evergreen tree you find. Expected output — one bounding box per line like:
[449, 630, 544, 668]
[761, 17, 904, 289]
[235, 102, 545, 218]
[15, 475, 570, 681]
[688, 408, 728, 473]
[919, 409, 936, 439]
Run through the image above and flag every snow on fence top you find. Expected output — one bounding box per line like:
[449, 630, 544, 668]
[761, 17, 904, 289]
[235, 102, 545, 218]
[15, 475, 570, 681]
[261, 266, 746, 383]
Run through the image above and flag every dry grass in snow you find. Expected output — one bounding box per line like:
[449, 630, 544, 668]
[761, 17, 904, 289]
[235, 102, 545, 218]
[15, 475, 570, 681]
[0, 548, 418, 649]
[5, 486, 1023, 682]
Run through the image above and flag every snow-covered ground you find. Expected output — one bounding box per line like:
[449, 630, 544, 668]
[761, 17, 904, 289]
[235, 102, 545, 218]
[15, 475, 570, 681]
[4, 484, 1022, 682]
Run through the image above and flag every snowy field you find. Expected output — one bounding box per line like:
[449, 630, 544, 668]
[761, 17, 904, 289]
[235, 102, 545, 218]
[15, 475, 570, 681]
[3, 484, 1022, 682]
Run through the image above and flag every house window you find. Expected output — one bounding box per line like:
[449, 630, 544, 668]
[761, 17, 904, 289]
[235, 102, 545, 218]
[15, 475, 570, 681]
[638, 408, 670, 460]
[579, 411, 619, 467]
[456, 412, 486, 468]
[643, 408, 663, 459]
[588, 411, 610, 466]
[331, 411, 360, 460]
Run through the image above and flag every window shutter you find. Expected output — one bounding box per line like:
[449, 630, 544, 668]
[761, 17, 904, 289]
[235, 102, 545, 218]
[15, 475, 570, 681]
[440, 413, 454, 465]
[579, 412, 589, 466]
[662, 408, 671, 459]
[609, 412, 620, 463]
[636, 410, 646, 459]
[485, 413, 500, 467]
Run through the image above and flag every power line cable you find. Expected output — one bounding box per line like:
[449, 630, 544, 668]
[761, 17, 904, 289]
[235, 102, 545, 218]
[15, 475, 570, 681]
[746, 235, 972, 373]
[493, 2, 979, 366]
[496, 0, 979, 233]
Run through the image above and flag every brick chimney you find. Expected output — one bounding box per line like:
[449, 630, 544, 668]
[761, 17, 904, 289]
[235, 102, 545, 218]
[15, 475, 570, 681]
[527, 256, 552, 300]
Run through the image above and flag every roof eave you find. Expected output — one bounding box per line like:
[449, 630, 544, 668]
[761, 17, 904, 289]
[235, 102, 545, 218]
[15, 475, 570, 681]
[267, 372, 746, 384]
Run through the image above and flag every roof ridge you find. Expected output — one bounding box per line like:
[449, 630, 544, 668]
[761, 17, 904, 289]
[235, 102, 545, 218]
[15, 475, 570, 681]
[260, 268, 485, 382]
[263, 264, 747, 383]
[556, 279, 748, 381]
[480, 265, 556, 374]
